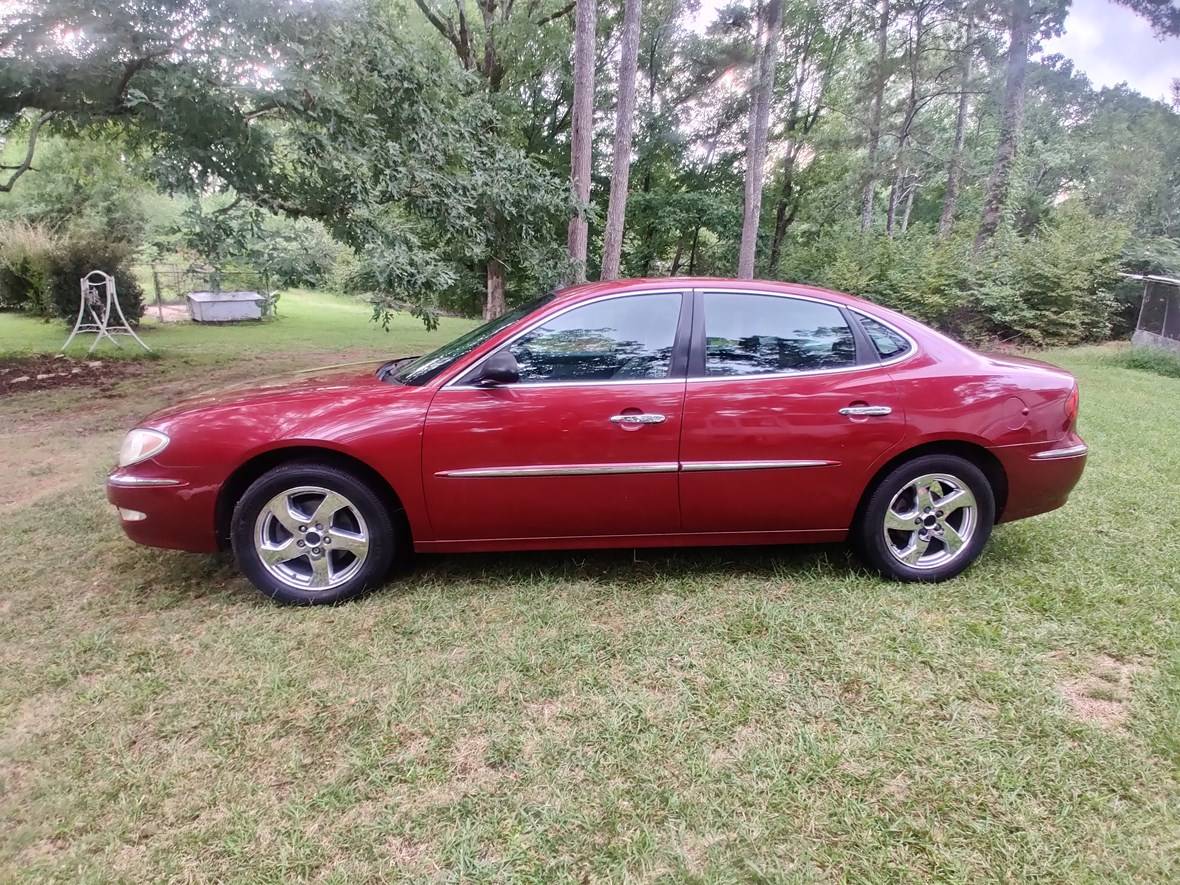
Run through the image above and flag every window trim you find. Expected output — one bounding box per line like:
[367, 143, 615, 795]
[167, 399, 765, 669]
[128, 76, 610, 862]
[687, 289, 919, 383]
[444, 288, 691, 389]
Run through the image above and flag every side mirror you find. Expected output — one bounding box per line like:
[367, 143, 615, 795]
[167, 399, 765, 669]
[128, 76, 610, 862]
[475, 350, 520, 386]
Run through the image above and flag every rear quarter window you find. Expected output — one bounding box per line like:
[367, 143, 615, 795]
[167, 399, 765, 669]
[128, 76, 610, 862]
[858, 315, 913, 360]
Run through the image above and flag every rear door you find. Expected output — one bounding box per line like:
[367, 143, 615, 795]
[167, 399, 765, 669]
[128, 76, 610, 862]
[678, 289, 907, 533]
[422, 291, 690, 541]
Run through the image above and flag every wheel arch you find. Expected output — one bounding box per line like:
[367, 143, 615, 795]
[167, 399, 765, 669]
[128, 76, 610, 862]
[853, 439, 1009, 529]
[215, 445, 409, 550]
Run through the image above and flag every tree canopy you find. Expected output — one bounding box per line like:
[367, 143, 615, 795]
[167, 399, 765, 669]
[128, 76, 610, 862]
[2, 0, 1178, 342]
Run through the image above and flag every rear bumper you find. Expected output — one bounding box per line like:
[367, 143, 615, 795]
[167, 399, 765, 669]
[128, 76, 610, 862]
[106, 469, 220, 552]
[992, 434, 1088, 523]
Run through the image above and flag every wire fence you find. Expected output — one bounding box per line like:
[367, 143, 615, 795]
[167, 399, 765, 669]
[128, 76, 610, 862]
[135, 264, 273, 321]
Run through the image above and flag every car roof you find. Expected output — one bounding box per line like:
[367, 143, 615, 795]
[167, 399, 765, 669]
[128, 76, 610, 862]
[552, 277, 869, 309]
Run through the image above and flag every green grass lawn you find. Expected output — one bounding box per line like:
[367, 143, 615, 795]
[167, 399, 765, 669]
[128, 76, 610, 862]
[0, 288, 476, 362]
[1, 295, 1179, 880]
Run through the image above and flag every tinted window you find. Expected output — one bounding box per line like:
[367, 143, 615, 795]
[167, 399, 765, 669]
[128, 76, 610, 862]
[507, 293, 682, 383]
[703, 293, 856, 376]
[858, 314, 912, 360]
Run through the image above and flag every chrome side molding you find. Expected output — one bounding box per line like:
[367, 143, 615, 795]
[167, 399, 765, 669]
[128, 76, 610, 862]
[436, 462, 679, 478]
[437, 459, 838, 478]
[1030, 444, 1088, 460]
[107, 474, 183, 487]
[680, 459, 839, 472]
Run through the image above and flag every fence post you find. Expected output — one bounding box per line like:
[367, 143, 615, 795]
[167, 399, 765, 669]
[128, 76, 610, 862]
[152, 264, 164, 323]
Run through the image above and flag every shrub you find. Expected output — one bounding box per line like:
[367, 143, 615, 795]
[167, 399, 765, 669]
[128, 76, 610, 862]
[776, 203, 1126, 346]
[0, 221, 57, 313]
[47, 239, 145, 325]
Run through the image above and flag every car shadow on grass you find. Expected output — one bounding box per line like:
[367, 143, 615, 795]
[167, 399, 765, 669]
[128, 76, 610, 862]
[114, 540, 870, 609]
[117, 519, 1046, 609]
[402, 542, 866, 593]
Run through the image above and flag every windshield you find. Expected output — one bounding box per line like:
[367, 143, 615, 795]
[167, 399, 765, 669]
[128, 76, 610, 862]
[390, 293, 556, 386]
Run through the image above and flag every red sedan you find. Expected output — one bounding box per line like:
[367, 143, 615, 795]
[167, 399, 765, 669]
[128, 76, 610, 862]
[108, 279, 1087, 604]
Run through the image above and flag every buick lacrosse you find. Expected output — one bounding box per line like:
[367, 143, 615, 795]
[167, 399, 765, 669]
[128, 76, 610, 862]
[108, 279, 1087, 603]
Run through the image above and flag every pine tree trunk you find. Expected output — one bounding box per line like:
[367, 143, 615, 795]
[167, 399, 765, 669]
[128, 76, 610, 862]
[764, 151, 802, 272]
[886, 164, 905, 236]
[938, 10, 974, 238]
[737, 0, 783, 280]
[600, 0, 642, 281]
[975, 0, 1029, 251]
[901, 177, 917, 232]
[860, 0, 890, 232]
[567, 0, 598, 280]
[484, 254, 506, 319]
[669, 236, 686, 274]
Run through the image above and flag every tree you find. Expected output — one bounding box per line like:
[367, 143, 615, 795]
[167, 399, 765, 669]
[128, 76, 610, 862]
[568, 0, 599, 280]
[409, 0, 578, 314]
[766, 0, 854, 271]
[856, 0, 892, 233]
[1111, 0, 1180, 36]
[939, 4, 977, 237]
[975, 0, 1032, 249]
[601, 0, 643, 281]
[737, 0, 783, 278]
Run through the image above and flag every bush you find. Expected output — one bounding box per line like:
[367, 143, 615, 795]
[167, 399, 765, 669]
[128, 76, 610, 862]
[47, 239, 145, 325]
[776, 203, 1126, 346]
[0, 221, 57, 313]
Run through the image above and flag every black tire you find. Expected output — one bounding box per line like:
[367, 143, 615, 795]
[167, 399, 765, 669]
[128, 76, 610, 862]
[230, 461, 397, 604]
[853, 454, 995, 582]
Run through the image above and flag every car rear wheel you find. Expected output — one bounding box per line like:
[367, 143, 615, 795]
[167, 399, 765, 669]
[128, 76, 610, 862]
[231, 462, 397, 604]
[854, 454, 995, 582]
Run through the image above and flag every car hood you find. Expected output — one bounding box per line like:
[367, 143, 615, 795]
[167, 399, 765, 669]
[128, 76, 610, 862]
[139, 361, 394, 427]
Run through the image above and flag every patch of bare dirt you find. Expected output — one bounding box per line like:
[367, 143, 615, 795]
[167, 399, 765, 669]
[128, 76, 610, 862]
[1058, 653, 1146, 731]
[0, 355, 147, 397]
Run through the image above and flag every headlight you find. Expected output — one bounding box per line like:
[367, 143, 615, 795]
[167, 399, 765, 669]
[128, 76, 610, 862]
[118, 429, 170, 468]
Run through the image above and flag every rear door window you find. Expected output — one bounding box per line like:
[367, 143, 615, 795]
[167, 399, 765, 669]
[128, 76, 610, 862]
[702, 293, 857, 376]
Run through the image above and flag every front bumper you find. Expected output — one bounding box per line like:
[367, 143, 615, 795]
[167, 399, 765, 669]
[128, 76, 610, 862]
[106, 468, 221, 552]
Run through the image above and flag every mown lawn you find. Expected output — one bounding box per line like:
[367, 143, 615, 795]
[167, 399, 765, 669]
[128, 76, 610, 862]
[2, 293, 1178, 881]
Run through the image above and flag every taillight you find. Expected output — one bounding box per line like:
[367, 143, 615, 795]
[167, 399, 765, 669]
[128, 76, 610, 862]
[1065, 385, 1079, 431]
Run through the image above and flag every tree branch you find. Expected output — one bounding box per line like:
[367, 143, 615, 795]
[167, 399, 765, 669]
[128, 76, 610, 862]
[536, 1, 575, 26]
[0, 111, 55, 193]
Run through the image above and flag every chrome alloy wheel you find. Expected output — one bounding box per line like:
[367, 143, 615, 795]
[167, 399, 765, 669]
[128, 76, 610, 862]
[882, 473, 977, 571]
[253, 485, 370, 591]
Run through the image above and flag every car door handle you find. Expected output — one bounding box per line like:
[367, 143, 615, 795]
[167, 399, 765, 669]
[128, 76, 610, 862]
[839, 405, 892, 417]
[610, 413, 666, 425]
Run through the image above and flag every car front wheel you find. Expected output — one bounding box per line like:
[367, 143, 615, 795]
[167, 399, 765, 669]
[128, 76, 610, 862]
[231, 462, 397, 604]
[854, 454, 995, 582]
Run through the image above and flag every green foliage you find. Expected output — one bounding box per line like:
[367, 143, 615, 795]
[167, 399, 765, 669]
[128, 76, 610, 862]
[46, 239, 145, 324]
[2, 0, 1176, 340]
[0, 221, 57, 313]
[779, 204, 1126, 345]
[1106, 345, 1180, 379]
[0, 136, 151, 244]
[974, 204, 1127, 344]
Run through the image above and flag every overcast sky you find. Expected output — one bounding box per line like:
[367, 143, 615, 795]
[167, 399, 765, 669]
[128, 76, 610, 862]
[690, 0, 1179, 104]
[1041, 0, 1179, 102]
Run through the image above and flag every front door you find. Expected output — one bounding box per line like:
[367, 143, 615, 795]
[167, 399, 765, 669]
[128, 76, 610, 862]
[679, 290, 906, 533]
[422, 291, 689, 541]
